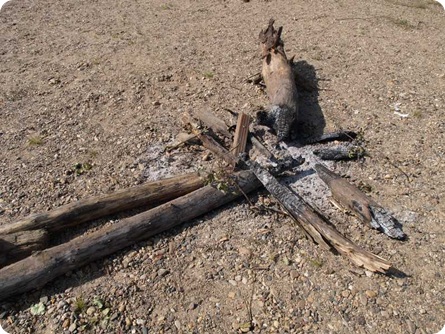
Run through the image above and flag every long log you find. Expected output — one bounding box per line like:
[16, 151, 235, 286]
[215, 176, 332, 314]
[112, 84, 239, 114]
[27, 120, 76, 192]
[245, 159, 392, 273]
[0, 172, 205, 235]
[0, 171, 260, 301]
[0, 229, 49, 267]
[314, 164, 406, 239]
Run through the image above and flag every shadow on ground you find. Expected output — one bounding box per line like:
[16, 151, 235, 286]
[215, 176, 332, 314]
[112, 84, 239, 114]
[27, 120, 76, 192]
[292, 60, 326, 142]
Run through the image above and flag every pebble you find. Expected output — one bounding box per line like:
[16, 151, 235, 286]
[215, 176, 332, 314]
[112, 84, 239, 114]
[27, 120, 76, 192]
[40, 296, 49, 304]
[228, 280, 237, 286]
[136, 319, 145, 325]
[57, 300, 68, 309]
[142, 327, 149, 334]
[118, 303, 126, 312]
[365, 290, 378, 298]
[228, 291, 236, 299]
[158, 268, 169, 277]
[406, 319, 416, 334]
[187, 302, 197, 311]
[86, 307, 95, 316]
[68, 323, 77, 332]
[62, 319, 70, 329]
[174, 320, 181, 330]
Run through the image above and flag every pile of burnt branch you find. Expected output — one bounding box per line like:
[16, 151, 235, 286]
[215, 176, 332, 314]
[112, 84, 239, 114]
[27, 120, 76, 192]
[0, 20, 405, 302]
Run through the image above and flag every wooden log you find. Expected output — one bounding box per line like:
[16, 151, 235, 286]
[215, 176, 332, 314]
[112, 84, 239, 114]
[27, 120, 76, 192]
[181, 112, 238, 166]
[196, 110, 232, 139]
[250, 134, 273, 160]
[314, 164, 406, 240]
[258, 19, 298, 141]
[231, 113, 251, 157]
[245, 159, 392, 273]
[198, 132, 238, 167]
[0, 229, 49, 267]
[0, 172, 205, 235]
[0, 170, 261, 301]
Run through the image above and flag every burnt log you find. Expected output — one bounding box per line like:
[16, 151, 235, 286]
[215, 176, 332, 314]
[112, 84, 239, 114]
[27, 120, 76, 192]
[258, 19, 299, 141]
[314, 164, 406, 239]
[245, 159, 392, 273]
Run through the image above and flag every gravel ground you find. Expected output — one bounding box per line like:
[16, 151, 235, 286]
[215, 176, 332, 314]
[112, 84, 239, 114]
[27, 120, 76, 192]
[1, 0, 444, 333]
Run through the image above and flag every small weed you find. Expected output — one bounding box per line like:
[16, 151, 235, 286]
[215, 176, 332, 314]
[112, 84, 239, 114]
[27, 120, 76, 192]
[161, 3, 174, 10]
[73, 162, 93, 176]
[73, 296, 86, 314]
[413, 110, 423, 118]
[88, 150, 99, 158]
[387, 17, 417, 30]
[203, 71, 214, 79]
[309, 258, 324, 268]
[28, 135, 44, 146]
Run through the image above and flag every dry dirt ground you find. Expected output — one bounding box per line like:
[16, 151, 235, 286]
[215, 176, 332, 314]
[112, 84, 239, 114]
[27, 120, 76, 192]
[1, 0, 445, 333]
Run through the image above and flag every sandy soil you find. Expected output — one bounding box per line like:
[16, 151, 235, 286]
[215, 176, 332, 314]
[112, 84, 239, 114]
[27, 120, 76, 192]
[1, 0, 444, 333]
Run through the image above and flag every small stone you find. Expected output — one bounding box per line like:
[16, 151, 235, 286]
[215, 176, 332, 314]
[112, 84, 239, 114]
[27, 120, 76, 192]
[290, 270, 299, 280]
[110, 313, 119, 321]
[158, 268, 169, 277]
[187, 302, 197, 310]
[228, 280, 237, 286]
[406, 319, 416, 334]
[142, 327, 149, 334]
[209, 297, 219, 303]
[242, 277, 248, 285]
[174, 320, 181, 330]
[62, 319, 70, 329]
[49, 78, 59, 85]
[238, 247, 251, 257]
[228, 291, 236, 299]
[125, 318, 132, 327]
[102, 308, 110, 316]
[122, 258, 131, 268]
[118, 303, 126, 312]
[68, 323, 77, 332]
[136, 319, 145, 325]
[341, 290, 350, 298]
[235, 275, 242, 282]
[381, 310, 390, 318]
[365, 290, 378, 298]
[86, 307, 95, 316]
[58, 300, 68, 309]
[273, 320, 279, 328]
[40, 296, 49, 304]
